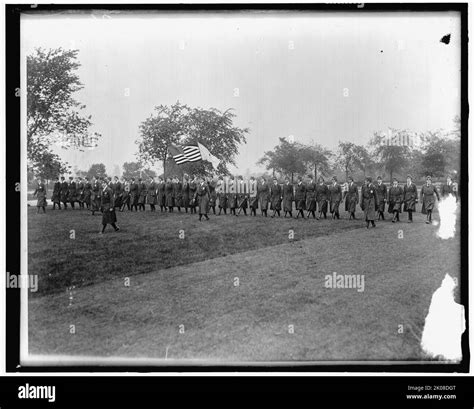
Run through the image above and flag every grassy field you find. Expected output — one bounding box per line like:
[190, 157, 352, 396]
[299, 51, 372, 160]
[27, 205, 461, 362]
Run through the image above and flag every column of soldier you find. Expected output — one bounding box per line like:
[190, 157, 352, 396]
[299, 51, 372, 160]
[36, 172, 458, 228]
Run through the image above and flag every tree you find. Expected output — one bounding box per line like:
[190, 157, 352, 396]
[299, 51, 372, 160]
[335, 141, 366, 180]
[369, 130, 412, 181]
[122, 161, 157, 180]
[257, 138, 306, 182]
[136, 102, 248, 177]
[86, 163, 107, 180]
[298, 142, 333, 180]
[27, 47, 101, 166]
[32, 151, 70, 186]
[420, 131, 460, 178]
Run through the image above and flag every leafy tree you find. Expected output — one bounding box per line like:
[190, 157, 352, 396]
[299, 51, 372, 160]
[258, 138, 306, 182]
[335, 141, 366, 180]
[33, 151, 70, 185]
[136, 102, 248, 177]
[86, 163, 107, 180]
[27, 47, 101, 166]
[369, 130, 412, 181]
[420, 130, 460, 178]
[298, 142, 333, 180]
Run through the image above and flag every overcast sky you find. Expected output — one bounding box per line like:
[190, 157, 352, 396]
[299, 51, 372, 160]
[22, 10, 461, 176]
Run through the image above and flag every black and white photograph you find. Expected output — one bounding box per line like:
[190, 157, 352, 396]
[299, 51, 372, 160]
[18, 5, 466, 367]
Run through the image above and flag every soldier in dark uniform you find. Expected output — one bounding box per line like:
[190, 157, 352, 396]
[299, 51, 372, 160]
[83, 177, 92, 210]
[294, 176, 306, 219]
[217, 176, 227, 215]
[196, 177, 210, 221]
[316, 176, 329, 219]
[188, 175, 198, 214]
[51, 177, 61, 210]
[258, 177, 270, 217]
[77, 177, 85, 209]
[236, 176, 248, 216]
[344, 176, 359, 220]
[91, 177, 101, 215]
[328, 176, 342, 219]
[33, 177, 47, 213]
[360, 176, 378, 228]
[60, 176, 69, 209]
[137, 178, 147, 211]
[165, 177, 174, 212]
[421, 175, 440, 224]
[182, 175, 190, 213]
[374, 176, 387, 221]
[403, 175, 418, 223]
[129, 178, 139, 211]
[147, 176, 157, 212]
[441, 175, 458, 201]
[120, 178, 130, 211]
[305, 175, 317, 219]
[68, 176, 77, 209]
[99, 180, 119, 234]
[156, 177, 166, 212]
[112, 176, 123, 210]
[248, 176, 258, 216]
[208, 177, 218, 215]
[270, 177, 282, 218]
[282, 177, 294, 218]
[228, 176, 237, 216]
[388, 178, 404, 222]
[173, 176, 183, 212]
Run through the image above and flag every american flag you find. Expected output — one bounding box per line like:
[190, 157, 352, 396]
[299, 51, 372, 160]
[168, 145, 201, 164]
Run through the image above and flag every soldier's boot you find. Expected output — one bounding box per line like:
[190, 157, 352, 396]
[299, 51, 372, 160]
[371, 220, 376, 227]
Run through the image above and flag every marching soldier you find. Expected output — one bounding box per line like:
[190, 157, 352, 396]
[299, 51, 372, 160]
[305, 175, 317, 219]
[270, 177, 282, 218]
[344, 176, 358, 220]
[91, 177, 101, 215]
[403, 175, 418, 223]
[137, 178, 147, 211]
[441, 175, 458, 201]
[316, 176, 329, 219]
[51, 177, 61, 210]
[388, 178, 404, 222]
[282, 177, 294, 218]
[99, 180, 120, 234]
[173, 176, 183, 212]
[68, 176, 77, 209]
[217, 176, 227, 215]
[129, 177, 139, 212]
[165, 177, 174, 212]
[258, 177, 270, 217]
[157, 177, 166, 212]
[328, 176, 342, 219]
[112, 176, 123, 210]
[33, 177, 47, 213]
[249, 176, 258, 216]
[182, 175, 190, 213]
[83, 177, 92, 210]
[147, 176, 157, 212]
[294, 176, 306, 219]
[120, 178, 131, 211]
[196, 177, 210, 221]
[189, 175, 198, 214]
[420, 175, 440, 224]
[360, 176, 378, 228]
[208, 177, 218, 215]
[60, 176, 69, 209]
[77, 177, 85, 209]
[228, 176, 237, 216]
[374, 176, 387, 221]
[236, 175, 248, 216]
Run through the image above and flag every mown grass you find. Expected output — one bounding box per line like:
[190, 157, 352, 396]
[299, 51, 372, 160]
[27, 206, 462, 361]
[27, 206, 367, 295]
